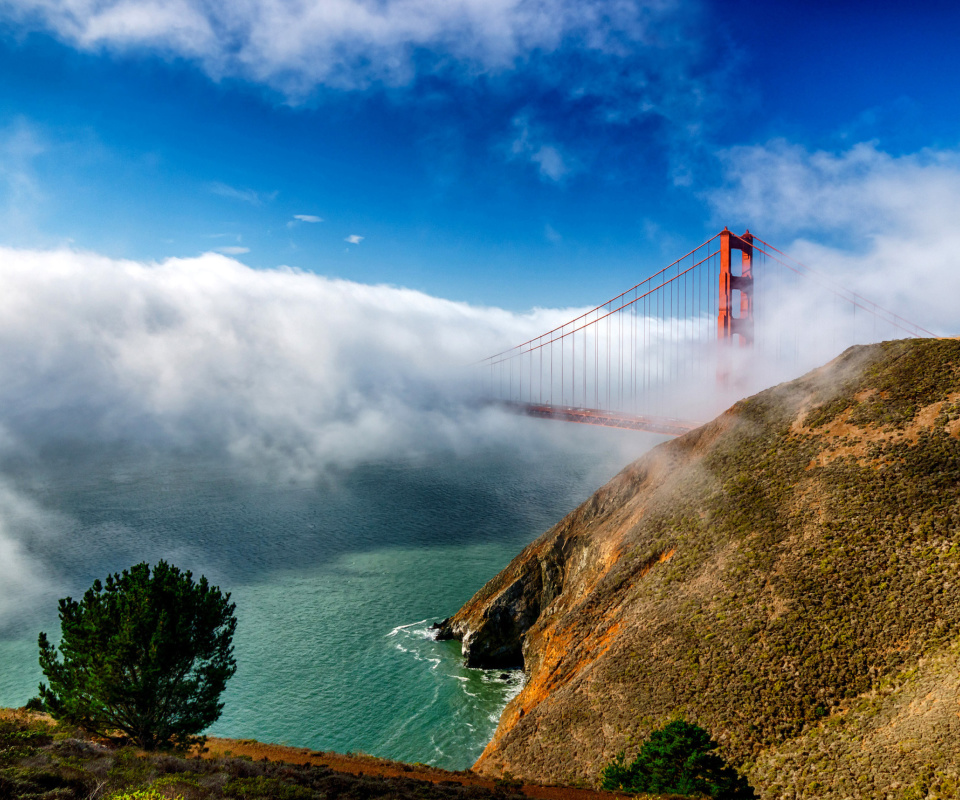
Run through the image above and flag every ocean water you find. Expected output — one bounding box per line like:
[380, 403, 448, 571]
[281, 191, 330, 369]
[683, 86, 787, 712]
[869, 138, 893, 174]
[0, 433, 654, 768]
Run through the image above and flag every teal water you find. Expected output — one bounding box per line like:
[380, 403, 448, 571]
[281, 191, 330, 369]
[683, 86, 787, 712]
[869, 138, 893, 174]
[0, 436, 652, 768]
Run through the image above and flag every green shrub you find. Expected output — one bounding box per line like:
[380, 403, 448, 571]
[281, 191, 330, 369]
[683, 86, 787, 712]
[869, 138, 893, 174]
[600, 720, 756, 799]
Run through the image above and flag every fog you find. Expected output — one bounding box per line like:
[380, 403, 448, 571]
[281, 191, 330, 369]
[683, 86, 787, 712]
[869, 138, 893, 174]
[0, 203, 948, 635]
[0, 247, 588, 468]
[0, 245, 669, 632]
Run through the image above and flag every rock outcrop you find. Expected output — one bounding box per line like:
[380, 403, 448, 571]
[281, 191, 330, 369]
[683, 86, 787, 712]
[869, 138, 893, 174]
[438, 339, 960, 799]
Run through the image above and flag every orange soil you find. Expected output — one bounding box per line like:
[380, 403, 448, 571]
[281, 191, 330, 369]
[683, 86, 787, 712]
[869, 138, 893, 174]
[200, 736, 626, 800]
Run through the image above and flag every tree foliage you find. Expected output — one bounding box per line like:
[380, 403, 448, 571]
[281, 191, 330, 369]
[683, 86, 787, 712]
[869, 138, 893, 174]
[38, 561, 237, 750]
[600, 720, 756, 799]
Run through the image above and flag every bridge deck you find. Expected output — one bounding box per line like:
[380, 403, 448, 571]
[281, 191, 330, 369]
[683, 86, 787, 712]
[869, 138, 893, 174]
[501, 402, 701, 437]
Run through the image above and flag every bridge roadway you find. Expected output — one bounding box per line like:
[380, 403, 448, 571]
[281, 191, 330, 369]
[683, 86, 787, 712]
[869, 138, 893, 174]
[500, 402, 701, 437]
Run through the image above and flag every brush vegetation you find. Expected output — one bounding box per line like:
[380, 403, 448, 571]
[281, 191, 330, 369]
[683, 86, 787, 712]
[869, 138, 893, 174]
[0, 712, 532, 800]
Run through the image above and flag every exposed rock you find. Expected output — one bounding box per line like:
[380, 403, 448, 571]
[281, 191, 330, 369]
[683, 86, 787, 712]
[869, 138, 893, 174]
[439, 339, 960, 799]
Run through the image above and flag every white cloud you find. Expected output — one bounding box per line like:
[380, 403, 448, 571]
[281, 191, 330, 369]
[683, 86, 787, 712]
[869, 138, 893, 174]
[0, 246, 596, 478]
[0, 1, 717, 185]
[293, 214, 323, 223]
[707, 139, 960, 335]
[216, 245, 250, 255]
[208, 181, 276, 206]
[0, 0, 689, 95]
[345, 234, 363, 244]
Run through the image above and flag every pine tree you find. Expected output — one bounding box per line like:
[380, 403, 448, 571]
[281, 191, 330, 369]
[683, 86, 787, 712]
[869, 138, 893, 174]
[601, 720, 756, 799]
[37, 561, 237, 750]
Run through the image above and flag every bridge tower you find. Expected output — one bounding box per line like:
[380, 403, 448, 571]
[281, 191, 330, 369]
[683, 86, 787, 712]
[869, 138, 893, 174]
[717, 228, 754, 346]
[717, 228, 754, 387]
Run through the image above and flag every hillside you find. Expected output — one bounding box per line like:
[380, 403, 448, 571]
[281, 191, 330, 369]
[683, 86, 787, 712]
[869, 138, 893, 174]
[437, 338, 960, 799]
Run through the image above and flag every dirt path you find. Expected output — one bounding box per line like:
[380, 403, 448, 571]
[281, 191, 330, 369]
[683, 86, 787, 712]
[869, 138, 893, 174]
[201, 737, 625, 800]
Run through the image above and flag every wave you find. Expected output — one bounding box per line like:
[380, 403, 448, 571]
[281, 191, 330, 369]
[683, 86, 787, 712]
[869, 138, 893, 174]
[386, 618, 525, 766]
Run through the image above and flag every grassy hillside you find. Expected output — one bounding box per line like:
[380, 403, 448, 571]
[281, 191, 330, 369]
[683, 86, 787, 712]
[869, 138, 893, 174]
[439, 339, 960, 799]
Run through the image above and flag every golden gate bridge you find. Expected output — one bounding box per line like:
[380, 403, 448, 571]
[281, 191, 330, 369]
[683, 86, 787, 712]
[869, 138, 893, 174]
[480, 229, 935, 435]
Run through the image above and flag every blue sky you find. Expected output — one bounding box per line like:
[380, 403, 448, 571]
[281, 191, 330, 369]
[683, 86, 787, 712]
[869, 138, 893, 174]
[1, 0, 959, 310]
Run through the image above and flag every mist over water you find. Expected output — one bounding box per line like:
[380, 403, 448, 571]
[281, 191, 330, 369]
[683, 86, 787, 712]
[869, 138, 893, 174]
[0, 432, 657, 767]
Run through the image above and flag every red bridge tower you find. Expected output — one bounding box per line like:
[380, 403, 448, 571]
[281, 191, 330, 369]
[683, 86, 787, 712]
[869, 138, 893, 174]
[718, 228, 754, 346]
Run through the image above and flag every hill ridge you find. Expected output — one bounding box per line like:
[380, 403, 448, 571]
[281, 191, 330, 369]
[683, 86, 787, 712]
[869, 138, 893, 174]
[437, 339, 960, 799]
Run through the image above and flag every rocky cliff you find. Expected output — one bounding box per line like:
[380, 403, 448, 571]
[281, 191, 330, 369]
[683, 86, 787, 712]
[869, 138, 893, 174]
[437, 339, 960, 799]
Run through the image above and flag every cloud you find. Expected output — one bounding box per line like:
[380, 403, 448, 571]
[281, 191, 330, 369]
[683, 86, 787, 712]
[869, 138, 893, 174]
[208, 181, 276, 206]
[216, 245, 250, 255]
[707, 139, 960, 335]
[510, 116, 574, 182]
[0, 118, 46, 237]
[288, 213, 324, 229]
[344, 234, 364, 244]
[0, 2, 724, 187]
[531, 145, 568, 182]
[0, 246, 599, 474]
[0, 244, 673, 633]
[0, 0, 694, 94]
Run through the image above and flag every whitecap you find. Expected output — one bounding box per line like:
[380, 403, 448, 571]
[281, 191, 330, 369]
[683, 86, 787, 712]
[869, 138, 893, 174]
[386, 619, 429, 637]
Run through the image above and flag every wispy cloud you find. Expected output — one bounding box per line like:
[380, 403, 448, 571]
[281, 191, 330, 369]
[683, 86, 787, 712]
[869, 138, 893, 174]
[531, 146, 569, 182]
[208, 181, 276, 206]
[0, 481, 66, 633]
[216, 245, 250, 255]
[510, 116, 575, 183]
[707, 139, 960, 333]
[544, 223, 562, 244]
[0, 2, 722, 186]
[0, 1, 691, 94]
[0, 118, 46, 237]
[288, 213, 324, 229]
[344, 234, 364, 244]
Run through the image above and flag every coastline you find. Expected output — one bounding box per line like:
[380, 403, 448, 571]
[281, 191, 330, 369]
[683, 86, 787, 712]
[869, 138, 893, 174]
[1, 708, 623, 800]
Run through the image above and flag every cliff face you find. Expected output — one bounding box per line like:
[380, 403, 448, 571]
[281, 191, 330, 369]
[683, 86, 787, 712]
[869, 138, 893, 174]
[437, 339, 960, 800]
